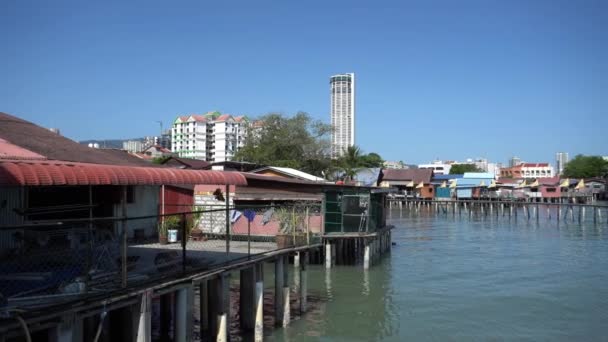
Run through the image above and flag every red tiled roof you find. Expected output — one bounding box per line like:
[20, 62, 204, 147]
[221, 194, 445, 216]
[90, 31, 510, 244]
[215, 114, 232, 122]
[190, 115, 207, 122]
[521, 163, 549, 167]
[0, 159, 247, 186]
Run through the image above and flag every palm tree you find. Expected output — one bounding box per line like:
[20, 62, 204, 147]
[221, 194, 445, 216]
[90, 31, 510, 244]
[338, 145, 364, 181]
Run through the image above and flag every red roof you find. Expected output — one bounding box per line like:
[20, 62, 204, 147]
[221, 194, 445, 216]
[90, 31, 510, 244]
[521, 163, 549, 167]
[0, 159, 247, 186]
[215, 114, 232, 122]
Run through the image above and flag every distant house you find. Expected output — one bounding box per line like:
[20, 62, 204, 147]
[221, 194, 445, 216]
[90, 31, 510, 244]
[161, 156, 211, 169]
[136, 145, 175, 160]
[453, 173, 496, 199]
[250, 166, 327, 182]
[378, 169, 434, 198]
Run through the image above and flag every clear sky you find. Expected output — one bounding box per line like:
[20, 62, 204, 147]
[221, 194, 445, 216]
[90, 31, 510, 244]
[1, 0, 607, 165]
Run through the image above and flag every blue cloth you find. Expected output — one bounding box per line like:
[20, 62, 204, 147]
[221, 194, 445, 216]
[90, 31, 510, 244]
[243, 209, 256, 223]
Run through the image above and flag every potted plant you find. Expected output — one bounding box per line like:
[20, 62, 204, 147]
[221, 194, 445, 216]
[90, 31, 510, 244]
[274, 205, 308, 249]
[158, 215, 180, 245]
[188, 206, 206, 241]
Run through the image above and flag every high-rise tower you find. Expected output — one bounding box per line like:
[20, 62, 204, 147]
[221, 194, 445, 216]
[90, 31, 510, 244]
[330, 73, 355, 158]
[556, 152, 569, 175]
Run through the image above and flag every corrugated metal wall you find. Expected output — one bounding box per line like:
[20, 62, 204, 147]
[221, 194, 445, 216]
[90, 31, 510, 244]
[456, 189, 473, 199]
[0, 187, 23, 226]
[0, 187, 23, 250]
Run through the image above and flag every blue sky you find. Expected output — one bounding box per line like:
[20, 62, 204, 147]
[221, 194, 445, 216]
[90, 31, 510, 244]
[1, 0, 607, 165]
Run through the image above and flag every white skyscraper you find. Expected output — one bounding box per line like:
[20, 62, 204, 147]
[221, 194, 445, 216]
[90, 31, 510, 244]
[556, 152, 569, 175]
[330, 73, 355, 158]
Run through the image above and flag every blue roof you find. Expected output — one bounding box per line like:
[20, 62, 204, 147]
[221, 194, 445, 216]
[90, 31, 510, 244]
[456, 178, 492, 186]
[463, 172, 495, 179]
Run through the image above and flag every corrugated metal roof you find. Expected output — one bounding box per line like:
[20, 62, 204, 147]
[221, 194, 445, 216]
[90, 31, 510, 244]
[0, 159, 247, 186]
[381, 169, 433, 183]
[463, 172, 495, 179]
[251, 166, 326, 182]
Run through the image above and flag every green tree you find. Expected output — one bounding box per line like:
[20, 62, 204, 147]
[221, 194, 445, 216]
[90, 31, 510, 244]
[360, 152, 384, 168]
[234, 112, 333, 177]
[562, 155, 608, 178]
[337, 145, 364, 181]
[449, 164, 482, 174]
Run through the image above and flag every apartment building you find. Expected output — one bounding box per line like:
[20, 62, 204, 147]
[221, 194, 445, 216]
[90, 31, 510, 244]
[171, 112, 248, 162]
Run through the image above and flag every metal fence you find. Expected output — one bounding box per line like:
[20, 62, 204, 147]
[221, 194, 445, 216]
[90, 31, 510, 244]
[0, 203, 321, 314]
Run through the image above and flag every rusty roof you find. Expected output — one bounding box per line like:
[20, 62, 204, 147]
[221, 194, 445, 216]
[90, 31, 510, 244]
[0, 112, 153, 166]
[380, 169, 433, 183]
[0, 159, 247, 186]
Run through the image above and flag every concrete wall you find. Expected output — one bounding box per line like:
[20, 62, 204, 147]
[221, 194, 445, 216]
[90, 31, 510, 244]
[115, 185, 160, 238]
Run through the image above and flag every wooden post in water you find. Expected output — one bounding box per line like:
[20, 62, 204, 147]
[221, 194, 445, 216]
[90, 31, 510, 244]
[325, 242, 332, 269]
[274, 255, 285, 326]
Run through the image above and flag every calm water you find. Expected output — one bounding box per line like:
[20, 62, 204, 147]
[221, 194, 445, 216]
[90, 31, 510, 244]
[267, 207, 608, 341]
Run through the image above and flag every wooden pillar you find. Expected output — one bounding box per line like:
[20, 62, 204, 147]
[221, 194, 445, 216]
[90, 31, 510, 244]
[136, 290, 153, 342]
[240, 267, 256, 331]
[254, 263, 264, 342]
[199, 280, 209, 335]
[274, 256, 285, 326]
[175, 285, 193, 342]
[208, 274, 230, 340]
[300, 251, 308, 314]
[281, 256, 290, 327]
[363, 240, 370, 270]
[50, 314, 83, 342]
[325, 242, 332, 269]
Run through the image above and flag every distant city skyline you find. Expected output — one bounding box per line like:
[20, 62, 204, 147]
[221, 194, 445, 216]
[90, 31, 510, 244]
[1, 1, 606, 164]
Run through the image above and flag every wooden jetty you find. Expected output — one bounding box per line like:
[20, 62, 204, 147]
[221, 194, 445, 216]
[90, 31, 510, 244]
[388, 198, 608, 224]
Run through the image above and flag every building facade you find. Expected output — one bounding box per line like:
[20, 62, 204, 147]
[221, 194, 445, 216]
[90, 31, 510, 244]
[330, 73, 355, 158]
[509, 156, 522, 167]
[556, 152, 568, 175]
[419, 161, 452, 175]
[171, 112, 248, 162]
[122, 140, 144, 153]
[500, 163, 555, 179]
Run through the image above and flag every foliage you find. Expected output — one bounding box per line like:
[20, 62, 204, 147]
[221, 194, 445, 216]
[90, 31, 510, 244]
[361, 152, 384, 168]
[273, 205, 308, 235]
[336, 145, 384, 181]
[158, 215, 180, 236]
[562, 155, 608, 178]
[234, 112, 334, 177]
[152, 156, 171, 164]
[337, 145, 364, 181]
[449, 164, 482, 174]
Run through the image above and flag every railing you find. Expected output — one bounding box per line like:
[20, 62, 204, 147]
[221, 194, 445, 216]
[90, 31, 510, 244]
[0, 203, 321, 315]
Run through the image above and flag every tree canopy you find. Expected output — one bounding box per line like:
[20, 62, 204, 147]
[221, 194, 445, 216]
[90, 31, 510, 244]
[449, 164, 482, 174]
[234, 112, 333, 177]
[562, 155, 608, 178]
[233, 112, 384, 180]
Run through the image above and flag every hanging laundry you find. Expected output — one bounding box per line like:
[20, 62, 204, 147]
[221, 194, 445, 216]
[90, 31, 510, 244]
[262, 208, 274, 225]
[243, 209, 256, 223]
[230, 210, 242, 223]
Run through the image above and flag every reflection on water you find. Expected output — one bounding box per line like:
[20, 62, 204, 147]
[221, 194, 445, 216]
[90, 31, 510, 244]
[267, 207, 608, 341]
